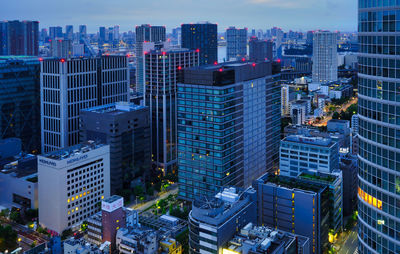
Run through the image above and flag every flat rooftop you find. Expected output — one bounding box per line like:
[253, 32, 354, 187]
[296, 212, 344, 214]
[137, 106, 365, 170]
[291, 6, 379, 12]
[258, 174, 327, 193]
[41, 141, 105, 161]
[283, 134, 334, 147]
[82, 102, 146, 115]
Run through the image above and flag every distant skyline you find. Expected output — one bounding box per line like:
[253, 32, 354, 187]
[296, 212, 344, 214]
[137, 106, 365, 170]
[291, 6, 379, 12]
[0, 0, 357, 33]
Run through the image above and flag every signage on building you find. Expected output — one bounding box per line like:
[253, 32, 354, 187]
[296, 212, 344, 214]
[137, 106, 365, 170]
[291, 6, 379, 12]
[101, 197, 123, 212]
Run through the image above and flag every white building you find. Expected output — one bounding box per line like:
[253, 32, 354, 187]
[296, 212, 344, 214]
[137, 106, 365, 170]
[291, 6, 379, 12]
[50, 39, 72, 58]
[38, 142, 110, 234]
[116, 227, 158, 254]
[40, 56, 129, 153]
[312, 31, 338, 83]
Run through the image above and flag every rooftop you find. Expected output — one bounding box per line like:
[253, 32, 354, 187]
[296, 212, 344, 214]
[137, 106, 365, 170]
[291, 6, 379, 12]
[82, 102, 145, 115]
[258, 173, 327, 193]
[283, 134, 334, 147]
[41, 140, 105, 161]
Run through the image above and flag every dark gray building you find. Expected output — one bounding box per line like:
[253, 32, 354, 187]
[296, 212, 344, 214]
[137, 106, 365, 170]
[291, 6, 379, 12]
[188, 187, 257, 254]
[0, 20, 39, 56]
[254, 173, 332, 254]
[226, 27, 247, 61]
[181, 22, 217, 65]
[80, 102, 150, 194]
[249, 36, 273, 62]
[0, 56, 40, 153]
[340, 154, 358, 216]
[177, 61, 281, 200]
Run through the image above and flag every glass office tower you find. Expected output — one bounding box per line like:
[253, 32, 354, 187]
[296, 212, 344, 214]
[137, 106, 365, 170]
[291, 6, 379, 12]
[358, 1, 400, 253]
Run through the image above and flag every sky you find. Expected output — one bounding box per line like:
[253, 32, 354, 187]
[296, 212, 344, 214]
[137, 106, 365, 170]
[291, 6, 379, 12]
[0, 0, 357, 33]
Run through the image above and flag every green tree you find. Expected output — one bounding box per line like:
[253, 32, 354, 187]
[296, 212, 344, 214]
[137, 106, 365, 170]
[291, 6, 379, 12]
[0, 225, 18, 252]
[332, 112, 340, 119]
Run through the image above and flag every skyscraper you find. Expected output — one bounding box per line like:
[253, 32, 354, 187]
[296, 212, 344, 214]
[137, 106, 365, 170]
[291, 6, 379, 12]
[181, 22, 217, 65]
[0, 20, 39, 56]
[177, 61, 281, 200]
[65, 25, 74, 40]
[135, 24, 166, 94]
[50, 39, 72, 58]
[99, 27, 106, 43]
[357, 2, 400, 253]
[226, 27, 247, 61]
[49, 26, 63, 39]
[249, 36, 273, 62]
[312, 31, 337, 83]
[0, 56, 41, 153]
[144, 44, 199, 173]
[79, 25, 87, 40]
[40, 56, 129, 153]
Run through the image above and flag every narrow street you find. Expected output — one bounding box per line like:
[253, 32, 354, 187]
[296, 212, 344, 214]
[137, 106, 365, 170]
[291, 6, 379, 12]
[129, 184, 178, 213]
[313, 97, 358, 127]
[337, 225, 358, 254]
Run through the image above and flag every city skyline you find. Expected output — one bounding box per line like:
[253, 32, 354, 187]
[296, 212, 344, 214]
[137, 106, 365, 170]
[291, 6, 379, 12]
[0, 0, 357, 32]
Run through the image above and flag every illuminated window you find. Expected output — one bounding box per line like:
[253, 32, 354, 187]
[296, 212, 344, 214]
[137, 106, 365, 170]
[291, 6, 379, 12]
[67, 199, 70, 203]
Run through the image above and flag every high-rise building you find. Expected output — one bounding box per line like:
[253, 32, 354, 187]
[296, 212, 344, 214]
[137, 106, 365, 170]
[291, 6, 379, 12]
[177, 61, 281, 200]
[312, 31, 337, 83]
[38, 142, 110, 234]
[188, 187, 257, 254]
[99, 27, 106, 43]
[135, 24, 166, 94]
[144, 44, 199, 173]
[226, 27, 247, 61]
[249, 36, 273, 62]
[357, 2, 400, 253]
[65, 25, 74, 40]
[79, 25, 87, 40]
[0, 20, 39, 56]
[280, 135, 339, 177]
[0, 56, 41, 153]
[113, 25, 119, 42]
[49, 26, 63, 40]
[40, 56, 129, 153]
[181, 22, 217, 65]
[80, 102, 151, 194]
[50, 38, 72, 58]
[254, 173, 333, 254]
[290, 100, 308, 125]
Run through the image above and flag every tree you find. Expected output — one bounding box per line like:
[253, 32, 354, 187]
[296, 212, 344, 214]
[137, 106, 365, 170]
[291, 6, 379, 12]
[0, 209, 9, 218]
[0, 225, 18, 252]
[332, 112, 340, 119]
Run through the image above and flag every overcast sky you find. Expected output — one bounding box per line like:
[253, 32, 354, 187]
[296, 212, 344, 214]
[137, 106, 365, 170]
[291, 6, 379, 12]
[0, 0, 357, 33]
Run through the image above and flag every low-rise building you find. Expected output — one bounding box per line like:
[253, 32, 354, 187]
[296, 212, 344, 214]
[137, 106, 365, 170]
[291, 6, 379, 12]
[327, 119, 350, 136]
[222, 223, 310, 254]
[0, 154, 38, 209]
[160, 237, 182, 254]
[116, 227, 158, 254]
[139, 213, 187, 238]
[64, 238, 110, 254]
[188, 187, 257, 254]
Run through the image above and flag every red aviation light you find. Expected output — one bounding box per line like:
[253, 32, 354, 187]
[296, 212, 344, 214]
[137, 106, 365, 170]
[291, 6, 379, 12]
[162, 51, 166, 56]
[252, 63, 256, 67]
[241, 57, 246, 62]
[178, 66, 182, 70]
[277, 59, 281, 63]
[195, 48, 200, 53]
[219, 68, 223, 72]
[60, 59, 65, 63]
[214, 61, 218, 65]
[39, 58, 43, 62]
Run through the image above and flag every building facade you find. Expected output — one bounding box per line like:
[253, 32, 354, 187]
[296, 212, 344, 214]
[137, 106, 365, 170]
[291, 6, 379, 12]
[177, 61, 280, 200]
[40, 56, 129, 153]
[0, 20, 39, 56]
[144, 45, 199, 174]
[0, 56, 41, 153]
[181, 22, 217, 65]
[312, 31, 337, 83]
[135, 24, 166, 94]
[50, 39, 72, 58]
[226, 27, 247, 61]
[254, 174, 332, 254]
[357, 2, 400, 253]
[38, 142, 110, 234]
[280, 135, 339, 177]
[80, 102, 151, 194]
[188, 187, 257, 254]
[249, 36, 273, 62]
